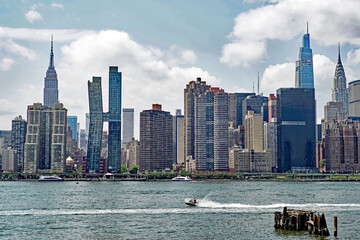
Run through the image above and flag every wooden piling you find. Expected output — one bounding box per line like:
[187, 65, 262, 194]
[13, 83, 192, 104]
[334, 216, 338, 237]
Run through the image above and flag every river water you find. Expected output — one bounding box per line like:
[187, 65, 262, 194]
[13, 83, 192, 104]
[0, 180, 359, 239]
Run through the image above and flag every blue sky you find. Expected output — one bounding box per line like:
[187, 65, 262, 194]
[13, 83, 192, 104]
[1, 0, 360, 137]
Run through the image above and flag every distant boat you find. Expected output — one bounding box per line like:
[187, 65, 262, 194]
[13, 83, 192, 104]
[39, 175, 63, 181]
[185, 199, 197, 206]
[171, 176, 192, 181]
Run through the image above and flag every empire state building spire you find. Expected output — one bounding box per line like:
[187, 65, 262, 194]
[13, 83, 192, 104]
[43, 36, 59, 108]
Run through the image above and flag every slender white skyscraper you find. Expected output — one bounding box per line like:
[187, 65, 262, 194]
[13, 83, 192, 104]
[122, 108, 134, 147]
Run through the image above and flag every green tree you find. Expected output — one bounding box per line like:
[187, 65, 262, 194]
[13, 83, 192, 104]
[320, 159, 326, 167]
[121, 164, 128, 173]
[129, 165, 139, 174]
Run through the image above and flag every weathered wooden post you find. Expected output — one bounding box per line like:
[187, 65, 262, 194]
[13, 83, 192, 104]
[334, 216, 338, 237]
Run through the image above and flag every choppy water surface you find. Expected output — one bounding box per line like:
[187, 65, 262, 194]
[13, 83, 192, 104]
[0, 180, 359, 239]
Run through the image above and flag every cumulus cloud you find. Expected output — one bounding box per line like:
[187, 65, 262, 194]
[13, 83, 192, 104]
[261, 62, 295, 92]
[221, 0, 360, 67]
[56, 30, 219, 136]
[0, 58, 15, 71]
[51, 3, 64, 9]
[0, 39, 36, 60]
[25, 10, 43, 24]
[164, 45, 197, 67]
[346, 49, 360, 66]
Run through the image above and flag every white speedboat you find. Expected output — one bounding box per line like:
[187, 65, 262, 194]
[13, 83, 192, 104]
[171, 176, 192, 181]
[39, 175, 63, 181]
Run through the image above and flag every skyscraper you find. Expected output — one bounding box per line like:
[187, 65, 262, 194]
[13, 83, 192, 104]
[24, 103, 67, 173]
[295, 24, 314, 88]
[67, 116, 78, 142]
[86, 67, 122, 173]
[184, 78, 211, 160]
[139, 104, 173, 171]
[43, 36, 59, 108]
[122, 108, 134, 147]
[11, 115, 27, 170]
[228, 93, 255, 127]
[349, 80, 360, 117]
[87, 77, 103, 173]
[242, 95, 263, 124]
[276, 88, 316, 172]
[332, 44, 349, 116]
[107, 66, 122, 173]
[172, 109, 184, 165]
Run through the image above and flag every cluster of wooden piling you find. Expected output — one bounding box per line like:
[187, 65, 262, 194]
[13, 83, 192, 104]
[274, 207, 330, 236]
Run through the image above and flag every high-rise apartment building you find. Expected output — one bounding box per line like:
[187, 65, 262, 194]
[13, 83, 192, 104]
[173, 109, 185, 165]
[245, 110, 263, 152]
[24, 103, 67, 173]
[122, 108, 134, 147]
[79, 129, 86, 150]
[43, 36, 59, 108]
[139, 104, 173, 171]
[268, 94, 277, 123]
[11, 115, 27, 170]
[228, 93, 255, 127]
[67, 116, 78, 142]
[295, 24, 314, 88]
[87, 67, 122, 173]
[324, 101, 346, 123]
[349, 80, 360, 117]
[276, 88, 316, 172]
[123, 138, 140, 169]
[214, 91, 229, 171]
[332, 44, 348, 117]
[0, 148, 18, 172]
[184, 78, 211, 160]
[242, 95, 264, 124]
[264, 122, 277, 169]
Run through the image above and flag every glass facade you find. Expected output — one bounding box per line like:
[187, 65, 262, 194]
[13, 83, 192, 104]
[87, 77, 103, 173]
[276, 88, 316, 172]
[67, 116, 78, 142]
[108, 66, 122, 173]
[11, 116, 27, 171]
[295, 30, 314, 88]
[235, 93, 255, 127]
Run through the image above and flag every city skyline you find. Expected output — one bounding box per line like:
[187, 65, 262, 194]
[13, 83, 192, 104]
[2, 1, 360, 138]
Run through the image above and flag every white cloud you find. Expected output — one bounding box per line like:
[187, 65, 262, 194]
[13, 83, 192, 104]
[25, 10, 43, 24]
[0, 58, 15, 71]
[0, 39, 36, 60]
[51, 3, 64, 9]
[164, 45, 197, 67]
[261, 62, 295, 92]
[56, 30, 219, 137]
[221, 0, 360, 67]
[346, 49, 360, 66]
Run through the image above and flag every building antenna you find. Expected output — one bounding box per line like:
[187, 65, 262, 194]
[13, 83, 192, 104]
[257, 71, 260, 95]
[307, 21, 309, 34]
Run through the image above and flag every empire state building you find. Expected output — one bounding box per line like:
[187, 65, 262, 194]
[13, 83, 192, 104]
[43, 36, 59, 108]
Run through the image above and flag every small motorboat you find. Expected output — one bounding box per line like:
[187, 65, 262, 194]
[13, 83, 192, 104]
[172, 176, 192, 181]
[185, 199, 198, 207]
[39, 175, 63, 181]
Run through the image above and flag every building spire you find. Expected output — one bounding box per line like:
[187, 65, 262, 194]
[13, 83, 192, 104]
[49, 35, 54, 68]
[307, 21, 308, 34]
[338, 42, 341, 63]
[257, 71, 260, 95]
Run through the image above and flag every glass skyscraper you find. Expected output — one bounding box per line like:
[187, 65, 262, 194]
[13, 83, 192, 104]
[295, 25, 314, 88]
[43, 36, 59, 108]
[107, 67, 122, 173]
[276, 88, 316, 172]
[87, 77, 103, 173]
[67, 116, 78, 142]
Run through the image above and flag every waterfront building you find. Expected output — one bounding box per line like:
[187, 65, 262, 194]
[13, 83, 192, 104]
[43, 36, 59, 108]
[67, 116, 78, 142]
[87, 77, 103, 173]
[139, 104, 173, 171]
[276, 88, 316, 172]
[86, 67, 122, 173]
[332, 44, 349, 117]
[295, 24, 314, 88]
[194, 88, 216, 171]
[214, 91, 229, 171]
[324, 101, 346, 123]
[11, 115, 27, 171]
[173, 109, 185, 165]
[24, 103, 67, 173]
[79, 129, 86, 150]
[0, 148, 18, 172]
[324, 120, 360, 173]
[349, 80, 360, 117]
[184, 78, 211, 160]
[229, 147, 272, 173]
[245, 110, 263, 152]
[107, 66, 122, 173]
[122, 108, 134, 148]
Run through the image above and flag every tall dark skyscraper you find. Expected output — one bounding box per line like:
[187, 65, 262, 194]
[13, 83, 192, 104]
[86, 67, 122, 173]
[11, 115, 27, 171]
[87, 77, 103, 173]
[107, 67, 122, 173]
[332, 44, 349, 116]
[43, 36, 59, 108]
[295, 24, 314, 88]
[276, 88, 316, 172]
